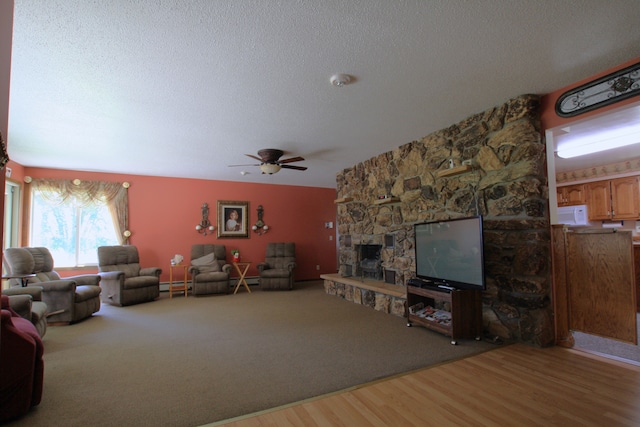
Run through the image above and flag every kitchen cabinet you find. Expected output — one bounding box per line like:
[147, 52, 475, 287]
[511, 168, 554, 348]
[557, 184, 586, 206]
[586, 176, 640, 221]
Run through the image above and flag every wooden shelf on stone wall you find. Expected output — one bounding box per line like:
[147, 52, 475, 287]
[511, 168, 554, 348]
[436, 164, 472, 178]
[373, 197, 400, 205]
[334, 197, 354, 204]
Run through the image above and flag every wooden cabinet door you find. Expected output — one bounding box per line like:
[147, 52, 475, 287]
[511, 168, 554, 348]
[557, 188, 567, 206]
[557, 184, 586, 207]
[565, 184, 586, 206]
[586, 181, 612, 220]
[611, 176, 640, 219]
[567, 230, 637, 344]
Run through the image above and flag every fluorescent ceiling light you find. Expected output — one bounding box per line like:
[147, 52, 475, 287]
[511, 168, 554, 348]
[555, 121, 640, 159]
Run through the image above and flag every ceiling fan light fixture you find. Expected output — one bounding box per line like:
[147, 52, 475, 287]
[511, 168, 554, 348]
[260, 163, 282, 174]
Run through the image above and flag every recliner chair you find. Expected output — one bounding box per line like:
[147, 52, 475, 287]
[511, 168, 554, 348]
[0, 295, 44, 422]
[3, 247, 101, 324]
[97, 245, 162, 306]
[189, 244, 231, 296]
[257, 242, 296, 290]
[3, 287, 48, 337]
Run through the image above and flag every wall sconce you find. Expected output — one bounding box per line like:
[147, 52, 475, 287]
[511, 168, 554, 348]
[196, 203, 215, 236]
[252, 205, 269, 235]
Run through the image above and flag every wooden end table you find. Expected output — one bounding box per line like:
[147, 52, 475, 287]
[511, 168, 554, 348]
[169, 264, 189, 298]
[2, 274, 36, 287]
[232, 261, 252, 294]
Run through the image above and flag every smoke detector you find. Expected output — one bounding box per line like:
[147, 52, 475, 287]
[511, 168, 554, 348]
[330, 74, 352, 87]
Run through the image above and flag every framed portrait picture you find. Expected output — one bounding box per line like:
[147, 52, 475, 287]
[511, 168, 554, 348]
[217, 200, 249, 238]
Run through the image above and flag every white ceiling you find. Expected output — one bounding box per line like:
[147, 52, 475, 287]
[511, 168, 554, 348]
[7, 0, 640, 188]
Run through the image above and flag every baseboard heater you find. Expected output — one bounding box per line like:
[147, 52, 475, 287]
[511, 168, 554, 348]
[159, 276, 259, 292]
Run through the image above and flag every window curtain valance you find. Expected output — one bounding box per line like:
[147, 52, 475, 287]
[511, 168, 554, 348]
[31, 179, 130, 244]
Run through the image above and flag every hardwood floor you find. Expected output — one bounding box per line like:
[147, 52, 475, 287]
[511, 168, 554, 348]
[210, 344, 640, 426]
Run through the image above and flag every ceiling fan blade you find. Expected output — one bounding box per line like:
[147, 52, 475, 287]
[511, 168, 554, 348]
[245, 154, 263, 162]
[279, 156, 305, 164]
[281, 164, 308, 171]
[228, 163, 260, 167]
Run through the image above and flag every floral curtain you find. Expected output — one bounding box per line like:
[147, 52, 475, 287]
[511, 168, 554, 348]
[31, 178, 130, 244]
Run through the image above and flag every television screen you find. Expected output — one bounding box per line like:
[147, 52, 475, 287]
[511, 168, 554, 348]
[414, 216, 486, 290]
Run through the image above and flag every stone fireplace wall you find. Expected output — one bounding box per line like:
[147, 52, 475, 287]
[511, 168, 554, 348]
[335, 95, 553, 347]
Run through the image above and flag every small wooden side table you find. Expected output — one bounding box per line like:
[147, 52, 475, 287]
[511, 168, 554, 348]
[232, 261, 252, 294]
[169, 264, 189, 298]
[2, 274, 36, 287]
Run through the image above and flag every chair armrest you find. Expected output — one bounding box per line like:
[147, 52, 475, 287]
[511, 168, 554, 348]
[36, 279, 76, 293]
[6, 294, 32, 319]
[98, 271, 124, 281]
[222, 264, 232, 274]
[287, 262, 297, 272]
[67, 274, 101, 286]
[257, 262, 270, 273]
[140, 267, 162, 277]
[3, 286, 44, 301]
[188, 266, 200, 275]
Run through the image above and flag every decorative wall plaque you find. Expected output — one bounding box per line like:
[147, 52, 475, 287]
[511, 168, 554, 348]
[555, 61, 640, 118]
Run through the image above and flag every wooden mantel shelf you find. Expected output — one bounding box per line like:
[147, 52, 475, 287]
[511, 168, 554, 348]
[436, 165, 472, 178]
[334, 197, 354, 204]
[373, 197, 400, 205]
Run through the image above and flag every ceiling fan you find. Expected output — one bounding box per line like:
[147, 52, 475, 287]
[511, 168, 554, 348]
[229, 149, 308, 174]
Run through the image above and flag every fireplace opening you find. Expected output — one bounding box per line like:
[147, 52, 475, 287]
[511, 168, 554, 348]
[357, 244, 382, 280]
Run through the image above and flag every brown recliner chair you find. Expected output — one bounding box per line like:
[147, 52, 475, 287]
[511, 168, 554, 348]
[3, 247, 101, 324]
[3, 287, 48, 337]
[189, 244, 232, 296]
[97, 245, 162, 306]
[257, 242, 296, 290]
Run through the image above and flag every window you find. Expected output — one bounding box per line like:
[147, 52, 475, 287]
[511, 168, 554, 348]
[27, 179, 130, 268]
[30, 193, 119, 266]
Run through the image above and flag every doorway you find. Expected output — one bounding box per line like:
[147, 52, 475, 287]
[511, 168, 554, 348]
[546, 100, 640, 365]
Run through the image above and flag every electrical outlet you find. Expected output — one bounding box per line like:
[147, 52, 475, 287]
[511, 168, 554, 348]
[316, 265, 320, 270]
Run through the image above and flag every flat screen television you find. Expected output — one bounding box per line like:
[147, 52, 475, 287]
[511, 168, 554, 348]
[414, 216, 486, 290]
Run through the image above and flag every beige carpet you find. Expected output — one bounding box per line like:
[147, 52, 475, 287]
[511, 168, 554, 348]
[8, 281, 494, 427]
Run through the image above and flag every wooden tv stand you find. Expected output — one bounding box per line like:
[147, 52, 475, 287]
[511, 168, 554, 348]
[406, 284, 482, 345]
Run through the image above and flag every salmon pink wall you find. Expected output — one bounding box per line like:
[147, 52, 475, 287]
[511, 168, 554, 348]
[20, 167, 338, 283]
[541, 56, 640, 131]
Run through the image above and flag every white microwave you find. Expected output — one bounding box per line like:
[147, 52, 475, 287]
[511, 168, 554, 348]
[557, 205, 589, 226]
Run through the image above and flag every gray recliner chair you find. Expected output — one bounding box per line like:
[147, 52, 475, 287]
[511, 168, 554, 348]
[257, 242, 296, 290]
[3, 287, 48, 337]
[97, 245, 162, 306]
[3, 247, 102, 324]
[189, 244, 232, 296]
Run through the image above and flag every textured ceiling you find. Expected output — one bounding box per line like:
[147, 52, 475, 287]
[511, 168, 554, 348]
[8, 0, 640, 188]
